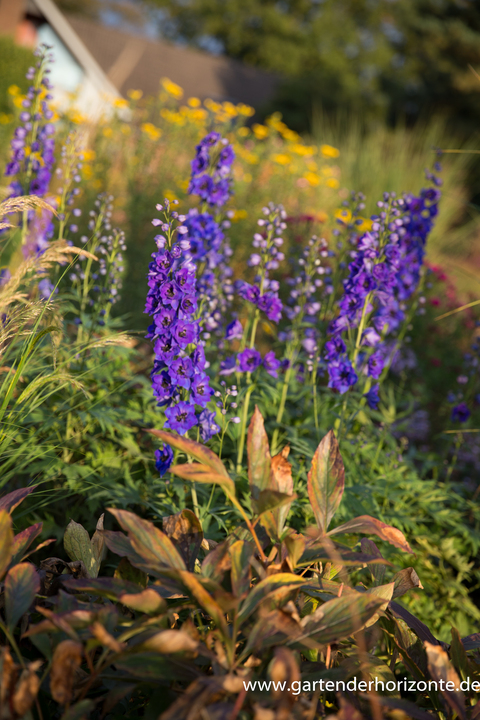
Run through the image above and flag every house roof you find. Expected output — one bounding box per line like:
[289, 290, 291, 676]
[65, 14, 278, 109]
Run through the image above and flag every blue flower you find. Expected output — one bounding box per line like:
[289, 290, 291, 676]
[198, 409, 221, 442]
[364, 384, 380, 409]
[165, 401, 197, 433]
[155, 444, 174, 476]
[327, 358, 358, 394]
[368, 350, 384, 380]
[238, 348, 262, 373]
[263, 351, 281, 378]
[225, 319, 243, 340]
[451, 403, 470, 423]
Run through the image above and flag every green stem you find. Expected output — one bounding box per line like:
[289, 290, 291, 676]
[236, 384, 254, 473]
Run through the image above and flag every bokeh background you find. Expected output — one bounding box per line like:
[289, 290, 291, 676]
[1, 0, 480, 327]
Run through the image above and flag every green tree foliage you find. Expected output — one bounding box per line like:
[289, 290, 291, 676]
[0, 37, 33, 115]
[136, 0, 480, 131]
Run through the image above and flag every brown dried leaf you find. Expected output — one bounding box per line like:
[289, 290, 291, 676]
[269, 646, 300, 706]
[163, 509, 203, 572]
[247, 406, 272, 497]
[91, 622, 124, 654]
[0, 646, 18, 710]
[119, 588, 166, 614]
[12, 660, 42, 717]
[50, 640, 83, 705]
[392, 567, 423, 599]
[142, 629, 198, 654]
[0, 510, 13, 580]
[328, 515, 414, 554]
[425, 641, 466, 719]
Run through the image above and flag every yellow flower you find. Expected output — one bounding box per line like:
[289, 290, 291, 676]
[0, 113, 13, 124]
[8, 85, 20, 96]
[281, 128, 300, 142]
[222, 101, 238, 117]
[252, 123, 269, 139]
[13, 95, 25, 109]
[304, 171, 320, 187]
[232, 209, 248, 221]
[127, 89, 143, 101]
[326, 177, 339, 189]
[188, 97, 201, 107]
[164, 189, 179, 202]
[103, 127, 113, 138]
[306, 160, 318, 172]
[177, 179, 189, 192]
[69, 110, 87, 125]
[291, 143, 312, 156]
[356, 218, 373, 232]
[189, 108, 208, 123]
[204, 98, 221, 113]
[237, 126, 250, 137]
[114, 98, 129, 109]
[82, 149, 96, 161]
[335, 208, 352, 223]
[272, 153, 291, 166]
[83, 164, 93, 179]
[161, 77, 183, 99]
[236, 103, 255, 116]
[243, 173, 253, 183]
[320, 144, 340, 158]
[141, 122, 162, 140]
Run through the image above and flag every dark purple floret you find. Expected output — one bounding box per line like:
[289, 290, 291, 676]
[238, 348, 262, 373]
[263, 351, 281, 378]
[451, 403, 470, 423]
[155, 444, 174, 476]
[364, 384, 380, 409]
[164, 401, 198, 433]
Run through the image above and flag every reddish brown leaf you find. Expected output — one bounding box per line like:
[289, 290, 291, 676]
[328, 515, 414, 554]
[5, 563, 40, 630]
[425, 641, 466, 720]
[229, 540, 252, 598]
[11, 523, 43, 565]
[108, 509, 186, 572]
[169, 463, 235, 497]
[0, 509, 13, 580]
[0, 486, 36, 513]
[163, 509, 203, 572]
[307, 430, 344, 533]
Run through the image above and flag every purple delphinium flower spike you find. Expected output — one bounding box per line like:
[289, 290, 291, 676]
[364, 384, 380, 410]
[451, 403, 470, 423]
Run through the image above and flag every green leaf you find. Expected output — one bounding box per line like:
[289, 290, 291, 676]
[237, 573, 306, 623]
[0, 510, 13, 580]
[147, 429, 227, 476]
[177, 569, 229, 639]
[5, 562, 40, 630]
[328, 515, 414, 554]
[295, 593, 388, 646]
[62, 576, 141, 599]
[114, 557, 148, 588]
[108, 509, 186, 572]
[307, 430, 344, 533]
[169, 463, 235, 497]
[252, 489, 296, 516]
[163, 509, 203, 572]
[64, 519, 96, 578]
[60, 699, 95, 720]
[247, 406, 272, 497]
[229, 540, 252, 598]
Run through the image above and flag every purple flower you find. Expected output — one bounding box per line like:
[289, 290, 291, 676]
[155, 307, 176, 334]
[155, 444, 174, 476]
[219, 355, 237, 375]
[368, 351, 384, 379]
[191, 372, 214, 407]
[165, 401, 197, 433]
[173, 319, 198, 348]
[257, 293, 283, 322]
[451, 403, 470, 423]
[263, 351, 280, 378]
[325, 336, 347, 360]
[238, 348, 262, 373]
[237, 281, 260, 304]
[225, 319, 243, 341]
[198, 409, 221, 442]
[364, 384, 380, 410]
[170, 357, 194, 389]
[152, 371, 173, 405]
[328, 358, 358, 394]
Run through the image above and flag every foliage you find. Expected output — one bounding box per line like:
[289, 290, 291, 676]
[2, 426, 480, 720]
[0, 37, 33, 118]
[123, 0, 480, 133]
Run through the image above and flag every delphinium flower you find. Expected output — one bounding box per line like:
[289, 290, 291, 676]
[229, 203, 286, 469]
[145, 199, 217, 475]
[53, 133, 84, 244]
[188, 131, 235, 208]
[211, 381, 240, 457]
[184, 133, 236, 340]
[272, 235, 330, 444]
[325, 178, 441, 397]
[4, 45, 55, 212]
[70, 194, 125, 336]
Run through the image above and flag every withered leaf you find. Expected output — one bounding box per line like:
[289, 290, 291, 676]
[50, 640, 83, 705]
[0, 486, 36, 513]
[425, 641, 466, 720]
[0, 509, 13, 580]
[12, 660, 42, 717]
[328, 515, 414, 554]
[163, 509, 203, 571]
[247, 406, 272, 497]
